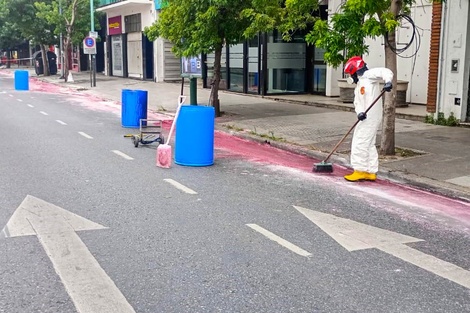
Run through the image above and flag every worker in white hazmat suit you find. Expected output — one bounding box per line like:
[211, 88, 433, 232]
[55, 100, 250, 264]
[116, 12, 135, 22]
[343, 56, 393, 182]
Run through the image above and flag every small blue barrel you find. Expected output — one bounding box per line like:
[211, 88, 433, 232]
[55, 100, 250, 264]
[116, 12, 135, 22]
[121, 89, 148, 127]
[175, 105, 215, 167]
[14, 70, 29, 91]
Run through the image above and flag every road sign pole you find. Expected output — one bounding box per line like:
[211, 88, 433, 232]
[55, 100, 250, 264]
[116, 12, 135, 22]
[90, 0, 96, 87]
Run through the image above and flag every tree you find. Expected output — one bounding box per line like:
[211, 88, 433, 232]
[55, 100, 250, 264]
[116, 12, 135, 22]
[36, 0, 100, 81]
[298, 0, 444, 155]
[2, 0, 57, 75]
[0, 1, 25, 68]
[145, 0, 304, 117]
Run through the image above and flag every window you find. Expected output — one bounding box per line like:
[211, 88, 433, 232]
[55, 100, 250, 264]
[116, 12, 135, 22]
[125, 14, 141, 33]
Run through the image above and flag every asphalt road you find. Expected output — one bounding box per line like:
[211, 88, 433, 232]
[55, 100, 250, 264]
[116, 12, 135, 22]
[0, 75, 469, 313]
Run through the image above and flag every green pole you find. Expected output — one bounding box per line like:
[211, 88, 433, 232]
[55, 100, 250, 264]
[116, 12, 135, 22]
[90, 0, 94, 32]
[90, 0, 96, 87]
[190, 77, 197, 105]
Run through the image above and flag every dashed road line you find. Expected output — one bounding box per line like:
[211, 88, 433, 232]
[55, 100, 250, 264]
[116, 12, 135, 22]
[56, 120, 67, 125]
[78, 132, 93, 139]
[40, 111, 49, 116]
[246, 223, 312, 257]
[9, 94, 14, 97]
[27, 104, 34, 108]
[112, 150, 134, 160]
[163, 179, 198, 194]
[17, 99, 23, 102]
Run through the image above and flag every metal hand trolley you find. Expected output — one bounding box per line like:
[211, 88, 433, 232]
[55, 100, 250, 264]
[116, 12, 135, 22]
[124, 119, 165, 148]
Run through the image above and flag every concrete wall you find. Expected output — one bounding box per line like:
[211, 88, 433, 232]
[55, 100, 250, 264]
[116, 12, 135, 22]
[325, 0, 343, 97]
[437, 1, 470, 120]
[364, 4, 433, 105]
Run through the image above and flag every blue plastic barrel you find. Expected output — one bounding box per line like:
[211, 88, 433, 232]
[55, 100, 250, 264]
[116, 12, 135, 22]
[14, 70, 29, 91]
[121, 89, 148, 127]
[175, 105, 215, 166]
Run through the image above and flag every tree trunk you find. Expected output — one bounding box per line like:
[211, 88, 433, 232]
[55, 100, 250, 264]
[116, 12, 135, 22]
[41, 44, 50, 76]
[379, 0, 402, 156]
[211, 45, 222, 117]
[6, 49, 11, 69]
[64, 35, 71, 82]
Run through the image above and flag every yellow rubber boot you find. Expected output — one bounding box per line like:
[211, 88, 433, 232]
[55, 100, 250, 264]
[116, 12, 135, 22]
[344, 170, 368, 182]
[365, 173, 377, 181]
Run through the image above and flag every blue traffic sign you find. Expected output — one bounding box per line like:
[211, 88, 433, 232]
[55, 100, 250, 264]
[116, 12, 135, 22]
[85, 37, 95, 47]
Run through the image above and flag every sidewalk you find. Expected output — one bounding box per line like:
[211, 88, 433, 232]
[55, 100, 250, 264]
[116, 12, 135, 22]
[6, 68, 470, 201]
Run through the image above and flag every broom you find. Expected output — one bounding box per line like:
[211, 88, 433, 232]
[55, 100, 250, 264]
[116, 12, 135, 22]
[313, 89, 386, 173]
[156, 78, 186, 168]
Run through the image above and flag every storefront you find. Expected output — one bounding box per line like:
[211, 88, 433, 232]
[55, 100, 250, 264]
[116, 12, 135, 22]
[205, 33, 327, 96]
[204, 6, 328, 95]
[97, 1, 155, 80]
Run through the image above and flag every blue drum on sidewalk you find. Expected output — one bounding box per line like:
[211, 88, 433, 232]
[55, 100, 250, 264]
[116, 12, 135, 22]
[121, 89, 148, 128]
[14, 70, 29, 91]
[175, 105, 215, 167]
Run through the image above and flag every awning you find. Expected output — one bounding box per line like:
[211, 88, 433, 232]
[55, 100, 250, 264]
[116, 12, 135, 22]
[97, 0, 152, 12]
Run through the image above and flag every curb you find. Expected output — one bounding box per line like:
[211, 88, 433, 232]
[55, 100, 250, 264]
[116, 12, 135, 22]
[215, 125, 470, 203]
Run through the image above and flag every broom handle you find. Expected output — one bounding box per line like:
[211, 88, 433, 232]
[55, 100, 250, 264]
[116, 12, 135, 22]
[166, 95, 186, 144]
[323, 89, 386, 163]
[165, 78, 186, 144]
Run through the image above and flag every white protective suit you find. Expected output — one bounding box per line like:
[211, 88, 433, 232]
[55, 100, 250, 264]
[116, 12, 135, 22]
[351, 68, 393, 174]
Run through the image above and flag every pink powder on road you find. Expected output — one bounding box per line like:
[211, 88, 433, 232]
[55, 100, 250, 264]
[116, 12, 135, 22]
[5, 72, 468, 228]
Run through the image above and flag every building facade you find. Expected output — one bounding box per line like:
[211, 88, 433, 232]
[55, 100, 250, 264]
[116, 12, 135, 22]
[97, 0, 180, 82]
[96, 0, 470, 122]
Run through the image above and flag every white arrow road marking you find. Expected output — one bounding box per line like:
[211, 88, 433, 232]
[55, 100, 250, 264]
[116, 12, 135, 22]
[293, 205, 470, 289]
[1, 195, 136, 313]
[246, 223, 312, 257]
[40, 111, 48, 116]
[78, 132, 93, 139]
[56, 120, 67, 125]
[163, 179, 197, 194]
[112, 150, 134, 160]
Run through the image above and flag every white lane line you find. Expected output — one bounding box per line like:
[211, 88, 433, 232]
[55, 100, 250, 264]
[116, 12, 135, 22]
[163, 179, 198, 195]
[27, 104, 34, 108]
[9, 94, 14, 97]
[56, 120, 67, 125]
[112, 150, 134, 160]
[40, 111, 49, 116]
[78, 132, 93, 139]
[17, 99, 23, 102]
[246, 224, 312, 257]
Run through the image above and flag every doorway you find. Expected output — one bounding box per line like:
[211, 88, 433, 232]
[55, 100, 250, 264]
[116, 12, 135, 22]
[227, 35, 261, 94]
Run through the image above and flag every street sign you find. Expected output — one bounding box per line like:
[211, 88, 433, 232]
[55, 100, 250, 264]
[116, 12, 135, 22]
[89, 31, 98, 39]
[83, 36, 96, 55]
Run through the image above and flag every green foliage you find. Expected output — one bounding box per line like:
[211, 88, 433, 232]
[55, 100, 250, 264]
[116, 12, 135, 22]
[36, 0, 102, 45]
[425, 112, 460, 127]
[0, 0, 27, 49]
[145, 0, 319, 56]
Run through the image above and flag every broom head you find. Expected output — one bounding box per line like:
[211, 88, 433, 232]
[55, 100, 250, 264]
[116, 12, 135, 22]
[156, 144, 172, 168]
[313, 161, 334, 173]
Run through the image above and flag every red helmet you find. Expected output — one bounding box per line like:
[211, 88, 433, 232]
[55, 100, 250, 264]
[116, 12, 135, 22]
[344, 56, 365, 75]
